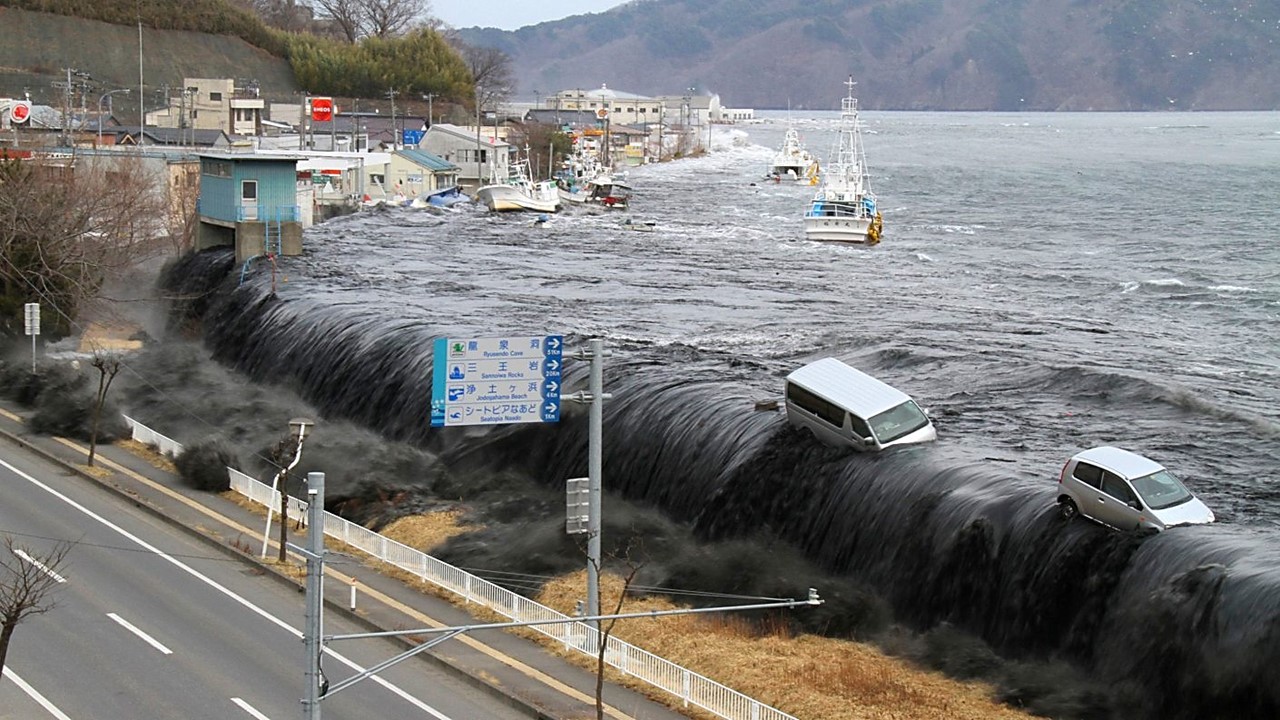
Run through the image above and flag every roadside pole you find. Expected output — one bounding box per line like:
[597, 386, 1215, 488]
[24, 303, 39, 372]
[566, 338, 611, 630]
[300, 471, 325, 719]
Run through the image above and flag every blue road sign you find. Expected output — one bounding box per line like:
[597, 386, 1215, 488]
[430, 335, 563, 427]
[402, 129, 425, 145]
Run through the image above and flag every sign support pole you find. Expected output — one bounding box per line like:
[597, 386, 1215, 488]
[586, 337, 604, 631]
[23, 302, 39, 372]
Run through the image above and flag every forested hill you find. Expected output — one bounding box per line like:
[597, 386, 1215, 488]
[459, 0, 1280, 111]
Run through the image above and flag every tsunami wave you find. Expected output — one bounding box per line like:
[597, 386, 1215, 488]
[154, 248, 1280, 719]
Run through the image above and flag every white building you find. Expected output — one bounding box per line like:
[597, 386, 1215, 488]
[146, 78, 264, 136]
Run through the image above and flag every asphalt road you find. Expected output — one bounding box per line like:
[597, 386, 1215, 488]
[0, 445, 529, 720]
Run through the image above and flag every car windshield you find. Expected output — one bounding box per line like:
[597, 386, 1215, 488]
[868, 401, 930, 444]
[1130, 469, 1195, 510]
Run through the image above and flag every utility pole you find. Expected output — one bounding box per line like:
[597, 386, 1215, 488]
[386, 87, 398, 149]
[55, 68, 74, 146]
[297, 472, 326, 720]
[138, 7, 145, 138]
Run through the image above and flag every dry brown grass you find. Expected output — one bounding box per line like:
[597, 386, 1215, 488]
[75, 463, 112, 479]
[118, 438, 179, 473]
[201, 499, 1034, 720]
[531, 575, 1032, 720]
[374, 513, 1034, 720]
[380, 510, 478, 550]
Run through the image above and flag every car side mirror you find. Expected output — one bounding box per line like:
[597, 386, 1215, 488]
[861, 436, 876, 448]
[1129, 500, 1143, 511]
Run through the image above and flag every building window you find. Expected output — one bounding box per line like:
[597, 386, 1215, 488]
[210, 92, 222, 101]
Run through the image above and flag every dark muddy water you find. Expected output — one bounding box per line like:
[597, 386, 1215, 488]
[144, 111, 1280, 718]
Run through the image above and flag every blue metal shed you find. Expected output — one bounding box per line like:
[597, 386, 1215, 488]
[196, 152, 306, 265]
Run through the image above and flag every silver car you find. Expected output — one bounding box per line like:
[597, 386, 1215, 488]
[1057, 446, 1215, 531]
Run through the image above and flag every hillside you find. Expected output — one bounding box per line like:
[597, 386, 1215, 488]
[459, 0, 1280, 111]
[0, 7, 299, 119]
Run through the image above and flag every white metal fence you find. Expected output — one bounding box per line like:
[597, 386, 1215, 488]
[123, 416, 798, 720]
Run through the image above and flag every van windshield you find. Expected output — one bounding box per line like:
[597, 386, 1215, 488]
[868, 401, 930, 444]
[1130, 470, 1194, 510]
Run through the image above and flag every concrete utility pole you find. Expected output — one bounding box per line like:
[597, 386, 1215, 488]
[386, 87, 398, 149]
[299, 472, 326, 720]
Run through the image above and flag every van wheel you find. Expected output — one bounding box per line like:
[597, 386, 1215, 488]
[1058, 498, 1079, 522]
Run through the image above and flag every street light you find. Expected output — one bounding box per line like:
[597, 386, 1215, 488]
[261, 417, 315, 561]
[97, 89, 131, 147]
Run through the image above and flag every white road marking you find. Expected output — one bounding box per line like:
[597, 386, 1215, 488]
[0, 457, 454, 719]
[14, 548, 67, 583]
[107, 612, 174, 655]
[231, 697, 272, 719]
[1, 666, 74, 720]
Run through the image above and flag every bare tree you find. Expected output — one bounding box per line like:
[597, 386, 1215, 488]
[366, 0, 431, 38]
[0, 155, 167, 336]
[232, 0, 312, 32]
[311, 0, 365, 41]
[0, 536, 72, 673]
[86, 349, 122, 468]
[311, 0, 428, 41]
[164, 161, 201, 256]
[463, 44, 515, 111]
[580, 537, 646, 720]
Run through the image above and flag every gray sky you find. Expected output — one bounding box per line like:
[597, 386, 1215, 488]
[431, 0, 631, 31]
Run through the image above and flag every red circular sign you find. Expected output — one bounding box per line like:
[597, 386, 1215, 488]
[310, 97, 334, 123]
[10, 101, 31, 124]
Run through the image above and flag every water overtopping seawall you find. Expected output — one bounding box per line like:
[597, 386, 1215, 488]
[159, 249, 1280, 718]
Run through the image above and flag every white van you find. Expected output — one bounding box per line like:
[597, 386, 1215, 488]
[784, 357, 937, 451]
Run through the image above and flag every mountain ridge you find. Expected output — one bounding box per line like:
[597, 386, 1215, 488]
[459, 0, 1280, 111]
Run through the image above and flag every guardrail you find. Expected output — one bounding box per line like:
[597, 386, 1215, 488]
[122, 415, 798, 720]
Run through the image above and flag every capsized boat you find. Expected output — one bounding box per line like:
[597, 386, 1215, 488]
[560, 174, 632, 209]
[768, 124, 819, 182]
[474, 155, 561, 213]
[802, 76, 882, 244]
[557, 151, 632, 209]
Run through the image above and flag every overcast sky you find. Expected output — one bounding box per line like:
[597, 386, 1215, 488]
[431, 0, 631, 31]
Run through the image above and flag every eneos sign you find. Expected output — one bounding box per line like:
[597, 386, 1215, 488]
[310, 97, 334, 122]
[10, 101, 31, 124]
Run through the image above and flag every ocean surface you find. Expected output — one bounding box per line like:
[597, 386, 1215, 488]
[149, 111, 1280, 718]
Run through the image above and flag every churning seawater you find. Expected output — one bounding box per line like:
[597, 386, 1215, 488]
[161, 111, 1280, 718]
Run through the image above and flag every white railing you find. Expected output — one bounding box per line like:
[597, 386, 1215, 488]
[123, 416, 185, 458]
[123, 416, 797, 720]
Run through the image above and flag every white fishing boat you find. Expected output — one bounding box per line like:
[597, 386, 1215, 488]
[557, 151, 632, 209]
[802, 76, 883, 244]
[560, 173, 633, 209]
[768, 124, 819, 182]
[474, 155, 561, 213]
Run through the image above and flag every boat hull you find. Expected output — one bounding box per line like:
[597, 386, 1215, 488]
[803, 214, 876, 243]
[474, 183, 560, 213]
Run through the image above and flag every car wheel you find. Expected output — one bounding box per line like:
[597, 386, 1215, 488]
[1059, 498, 1079, 522]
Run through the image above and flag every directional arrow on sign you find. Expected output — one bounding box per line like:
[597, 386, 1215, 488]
[545, 358, 560, 371]
[546, 337, 562, 350]
[544, 380, 559, 394]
